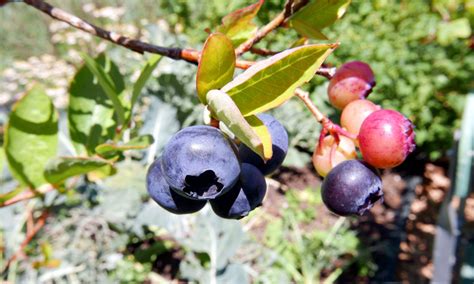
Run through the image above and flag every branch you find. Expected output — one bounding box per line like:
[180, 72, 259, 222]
[21, 0, 259, 68]
[2, 209, 49, 273]
[234, 0, 309, 56]
[1, 184, 56, 208]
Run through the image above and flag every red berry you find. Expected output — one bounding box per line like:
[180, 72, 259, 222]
[328, 61, 375, 109]
[312, 135, 356, 177]
[358, 110, 415, 169]
[341, 99, 380, 136]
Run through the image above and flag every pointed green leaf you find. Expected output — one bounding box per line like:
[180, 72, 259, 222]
[131, 55, 162, 113]
[216, 0, 264, 46]
[207, 90, 272, 160]
[44, 156, 114, 184]
[95, 134, 155, 155]
[4, 86, 58, 188]
[222, 44, 336, 116]
[289, 0, 351, 40]
[68, 54, 125, 155]
[196, 33, 236, 104]
[81, 53, 127, 125]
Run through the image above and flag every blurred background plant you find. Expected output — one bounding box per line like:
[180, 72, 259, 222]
[1, 0, 473, 282]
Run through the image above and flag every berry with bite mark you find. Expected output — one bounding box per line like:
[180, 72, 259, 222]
[312, 135, 357, 177]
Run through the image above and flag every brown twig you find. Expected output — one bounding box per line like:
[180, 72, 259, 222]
[1, 184, 56, 208]
[2, 209, 49, 272]
[235, 0, 309, 56]
[249, 47, 279, 56]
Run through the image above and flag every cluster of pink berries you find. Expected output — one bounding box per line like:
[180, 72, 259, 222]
[312, 61, 416, 216]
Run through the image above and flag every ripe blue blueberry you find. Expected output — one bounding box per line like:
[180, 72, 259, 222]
[321, 160, 383, 216]
[161, 125, 240, 200]
[147, 158, 206, 214]
[239, 114, 288, 175]
[210, 163, 266, 219]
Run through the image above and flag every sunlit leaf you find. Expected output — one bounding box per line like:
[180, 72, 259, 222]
[222, 44, 337, 116]
[95, 134, 154, 155]
[44, 156, 115, 184]
[131, 55, 162, 114]
[4, 85, 58, 188]
[289, 0, 351, 39]
[196, 33, 235, 104]
[216, 0, 264, 46]
[68, 54, 125, 155]
[81, 53, 127, 125]
[206, 90, 272, 160]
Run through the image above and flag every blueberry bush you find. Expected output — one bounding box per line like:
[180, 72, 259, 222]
[0, 0, 472, 282]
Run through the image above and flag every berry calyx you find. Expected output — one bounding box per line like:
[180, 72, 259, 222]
[327, 61, 375, 110]
[161, 125, 241, 200]
[147, 158, 207, 214]
[358, 109, 415, 169]
[312, 135, 357, 177]
[321, 160, 383, 216]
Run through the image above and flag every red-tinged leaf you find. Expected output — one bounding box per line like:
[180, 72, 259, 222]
[222, 44, 337, 116]
[196, 33, 235, 104]
[216, 0, 264, 46]
[289, 0, 351, 40]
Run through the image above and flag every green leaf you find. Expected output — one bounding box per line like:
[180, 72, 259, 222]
[95, 134, 154, 155]
[216, 0, 264, 46]
[131, 55, 162, 114]
[222, 44, 336, 116]
[80, 53, 127, 126]
[289, 0, 351, 40]
[4, 86, 58, 188]
[0, 146, 4, 175]
[207, 90, 272, 160]
[44, 156, 114, 184]
[68, 54, 126, 155]
[196, 33, 236, 104]
[437, 18, 472, 46]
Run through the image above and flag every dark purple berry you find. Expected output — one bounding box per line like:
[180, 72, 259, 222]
[161, 125, 240, 200]
[239, 114, 288, 175]
[321, 160, 383, 216]
[147, 158, 206, 214]
[210, 163, 266, 219]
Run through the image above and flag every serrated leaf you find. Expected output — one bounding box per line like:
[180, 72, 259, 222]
[207, 90, 272, 160]
[95, 134, 154, 155]
[216, 0, 264, 46]
[222, 44, 336, 116]
[44, 156, 114, 184]
[131, 55, 162, 114]
[4, 86, 58, 188]
[81, 53, 127, 125]
[68, 54, 125, 155]
[196, 33, 235, 104]
[289, 0, 351, 40]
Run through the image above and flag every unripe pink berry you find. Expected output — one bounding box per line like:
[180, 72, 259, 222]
[341, 99, 381, 136]
[328, 61, 375, 110]
[358, 110, 415, 169]
[312, 135, 357, 177]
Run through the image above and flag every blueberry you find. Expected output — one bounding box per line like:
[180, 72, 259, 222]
[321, 160, 383, 216]
[210, 163, 266, 219]
[161, 125, 240, 200]
[239, 114, 288, 175]
[147, 158, 206, 214]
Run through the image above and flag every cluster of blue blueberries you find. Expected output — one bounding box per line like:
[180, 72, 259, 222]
[146, 114, 289, 219]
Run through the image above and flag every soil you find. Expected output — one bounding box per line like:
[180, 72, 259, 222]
[262, 157, 467, 283]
